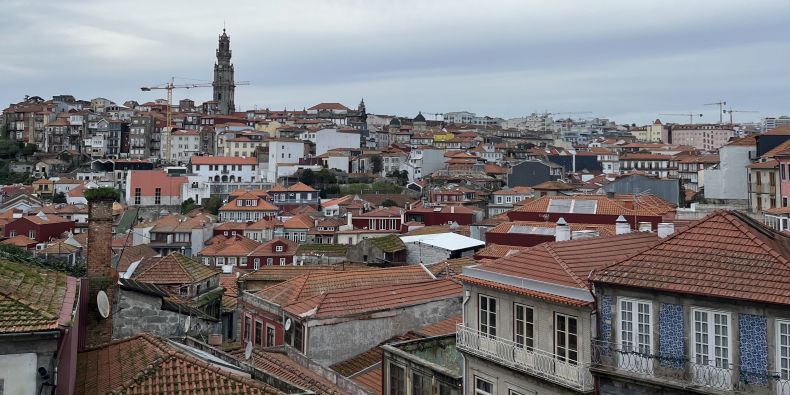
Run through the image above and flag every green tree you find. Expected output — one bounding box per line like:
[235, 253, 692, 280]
[181, 197, 198, 214]
[0, 139, 20, 159]
[203, 196, 223, 215]
[315, 168, 337, 185]
[53, 192, 66, 203]
[22, 143, 37, 157]
[371, 155, 383, 174]
[299, 168, 316, 186]
[381, 199, 397, 207]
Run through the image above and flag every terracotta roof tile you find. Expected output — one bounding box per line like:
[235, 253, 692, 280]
[132, 253, 219, 285]
[229, 349, 348, 395]
[76, 334, 281, 394]
[594, 210, 790, 305]
[0, 260, 77, 333]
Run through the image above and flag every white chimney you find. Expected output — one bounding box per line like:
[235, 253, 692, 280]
[657, 222, 675, 238]
[638, 222, 652, 232]
[346, 212, 353, 227]
[555, 217, 571, 242]
[450, 205, 455, 213]
[616, 215, 630, 235]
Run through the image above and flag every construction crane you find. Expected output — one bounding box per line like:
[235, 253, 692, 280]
[543, 111, 592, 118]
[704, 100, 727, 124]
[658, 112, 703, 124]
[722, 108, 758, 125]
[140, 77, 250, 129]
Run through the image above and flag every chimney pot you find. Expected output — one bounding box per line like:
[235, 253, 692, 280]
[555, 217, 571, 242]
[658, 222, 675, 238]
[616, 215, 630, 235]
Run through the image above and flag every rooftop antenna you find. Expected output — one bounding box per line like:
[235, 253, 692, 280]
[96, 290, 110, 319]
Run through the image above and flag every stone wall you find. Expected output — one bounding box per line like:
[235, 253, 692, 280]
[405, 242, 451, 265]
[113, 289, 220, 339]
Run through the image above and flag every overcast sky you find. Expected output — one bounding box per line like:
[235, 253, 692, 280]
[2, 0, 789, 124]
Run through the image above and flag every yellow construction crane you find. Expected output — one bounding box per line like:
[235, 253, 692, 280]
[140, 77, 250, 128]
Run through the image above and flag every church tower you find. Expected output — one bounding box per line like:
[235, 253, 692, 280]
[213, 28, 235, 115]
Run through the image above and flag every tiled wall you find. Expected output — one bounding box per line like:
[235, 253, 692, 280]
[739, 313, 768, 384]
[658, 303, 684, 368]
[599, 295, 612, 343]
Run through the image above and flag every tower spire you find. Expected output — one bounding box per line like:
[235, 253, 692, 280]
[212, 27, 235, 115]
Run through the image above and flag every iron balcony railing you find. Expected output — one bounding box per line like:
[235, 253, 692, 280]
[591, 340, 790, 394]
[456, 325, 593, 392]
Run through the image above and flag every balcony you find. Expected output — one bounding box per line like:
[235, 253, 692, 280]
[591, 340, 790, 394]
[456, 325, 593, 392]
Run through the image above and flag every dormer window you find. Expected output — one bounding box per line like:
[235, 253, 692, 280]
[275, 245, 284, 252]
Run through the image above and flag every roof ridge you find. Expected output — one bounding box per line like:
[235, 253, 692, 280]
[542, 243, 587, 288]
[725, 211, 790, 267]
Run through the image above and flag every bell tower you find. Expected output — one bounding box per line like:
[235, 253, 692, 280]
[213, 28, 235, 115]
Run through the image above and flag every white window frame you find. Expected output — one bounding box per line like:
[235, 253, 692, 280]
[691, 308, 733, 389]
[514, 303, 534, 350]
[618, 297, 653, 372]
[479, 294, 497, 337]
[474, 376, 494, 395]
[777, 319, 790, 389]
[555, 313, 579, 365]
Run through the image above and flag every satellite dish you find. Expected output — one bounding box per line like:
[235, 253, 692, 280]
[284, 318, 292, 331]
[184, 316, 192, 332]
[244, 340, 253, 360]
[96, 290, 110, 319]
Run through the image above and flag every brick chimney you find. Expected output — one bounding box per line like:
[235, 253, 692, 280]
[83, 198, 118, 348]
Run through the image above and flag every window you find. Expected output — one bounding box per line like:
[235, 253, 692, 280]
[253, 258, 260, 270]
[778, 320, 790, 383]
[134, 187, 141, 205]
[275, 245, 283, 252]
[388, 363, 406, 395]
[475, 376, 494, 395]
[294, 321, 304, 352]
[479, 295, 497, 337]
[619, 298, 653, 371]
[412, 372, 431, 395]
[255, 320, 263, 346]
[28, 230, 36, 239]
[266, 325, 275, 346]
[514, 303, 534, 350]
[154, 187, 161, 205]
[280, 258, 286, 265]
[556, 313, 578, 364]
[692, 308, 732, 387]
[267, 258, 273, 265]
[244, 315, 252, 344]
[8, 230, 15, 237]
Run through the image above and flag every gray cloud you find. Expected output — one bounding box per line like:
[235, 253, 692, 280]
[1, 0, 788, 124]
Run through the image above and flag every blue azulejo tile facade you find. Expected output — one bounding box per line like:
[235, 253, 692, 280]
[658, 303, 684, 368]
[599, 295, 613, 343]
[739, 313, 768, 385]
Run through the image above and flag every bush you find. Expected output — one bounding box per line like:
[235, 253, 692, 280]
[84, 187, 121, 202]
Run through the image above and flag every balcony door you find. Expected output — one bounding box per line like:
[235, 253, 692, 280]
[555, 313, 580, 384]
[691, 308, 732, 390]
[777, 320, 790, 395]
[618, 298, 653, 374]
[478, 294, 498, 354]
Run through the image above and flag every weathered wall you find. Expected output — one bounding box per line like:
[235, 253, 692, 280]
[405, 243, 451, 265]
[306, 297, 461, 366]
[0, 333, 59, 395]
[465, 354, 582, 395]
[113, 290, 220, 339]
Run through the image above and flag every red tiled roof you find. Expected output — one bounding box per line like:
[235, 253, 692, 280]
[747, 159, 779, 169]
[532, 181, 575, 190]
[479, 232, 658, 289]
[287, 182, 317, 192]
[76, 334, 281, 394]
[200, 235, 262, 257]
[132, 253, 219, 284]
[229, 348, 349, 395]
[0, 260, 77, 333]
[1, 234, 38, 248]
[457, 274, 591, 307]
[285, 279, 461, 319]
[308, 102, 350, 111]
[255, 266, 434, 306]
[594, 210, 790, 306]
[514, 195, 662, 216]
[220, 193, 279, 212]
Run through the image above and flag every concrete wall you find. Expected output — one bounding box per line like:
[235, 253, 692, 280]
[405, 242, 452, 265]
[0, 333, 59, 395]
[703, 144, 754, 201]
[113, 290, 220, 339]
[305, 297, 461, 366]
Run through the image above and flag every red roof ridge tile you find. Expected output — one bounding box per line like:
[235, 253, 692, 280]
[543, 243, 587, 289]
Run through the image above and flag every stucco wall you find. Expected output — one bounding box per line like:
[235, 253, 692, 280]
[0, 334, 59, 395]
[306, 297, 462, 366]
